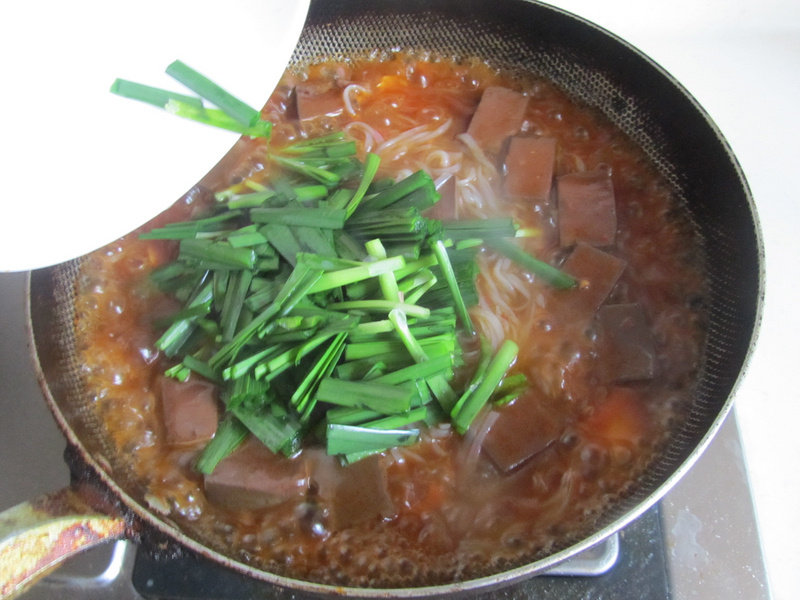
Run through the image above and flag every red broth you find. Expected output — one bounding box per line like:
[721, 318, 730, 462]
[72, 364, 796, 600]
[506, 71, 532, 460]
[74, 55, 706, 586]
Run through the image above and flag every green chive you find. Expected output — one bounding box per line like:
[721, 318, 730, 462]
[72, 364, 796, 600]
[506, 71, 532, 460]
[488, 238, 576, 289]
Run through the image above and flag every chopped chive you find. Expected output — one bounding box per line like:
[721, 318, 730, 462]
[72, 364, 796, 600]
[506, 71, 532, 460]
[219, 270, 253, 341]
[227, 190, 277, 209]
[228, 230, 268, 248]
[360, 170, 433, 211]
[272, 155, 343, 186]
[182, 354, 220, 383]
[440, 218, 517, 242]
[179, 239, 256, 270]
[166, 60, 261, 128]
[315, 378, 415, 414]
[294, 226, 337, 257]
[487, 238, 576, 289]
[360, 406, 428, 430]
[326, 407, 383, 426]
[250, 207, 346, 229]
[195, 415, 249, 475]
[308, 256, 406, 293]
[111, 79, 271, 137]
[328, 300, 430, 318]
[326, 424, 419, 456]
[294, 185, 329, 202]
[260, 223, 302, 266]
[451, 339, 519, 434]
[365, 238, 401, 303]
[155, 282, 213, 357]
[345, 152, 381, 218]
[232, 402, 303, 455]
[430, 238, 475, 333]
[291, 331, 349, 420]
[371, 354, 453, 385]
[388, 308, 458, 411]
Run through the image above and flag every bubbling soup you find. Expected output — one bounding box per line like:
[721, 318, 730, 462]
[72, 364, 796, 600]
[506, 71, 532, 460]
[75, 54, 706, 587]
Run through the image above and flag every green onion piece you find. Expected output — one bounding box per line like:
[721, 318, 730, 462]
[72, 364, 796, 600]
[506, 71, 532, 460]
[260, 223, 301, 266]
[488, 238, 576, 289]
[371, 354, 453, 385]
[210, 262, 323, 367]
[165, 363, 191, 381]
[179, 239, 256, 270]
[315, 378, 415, 414]
[328, 300, 430, 319]
[451, 339, 519, 434]
[111, 79, 271, 137]
[232, 403, 302, 456]
[326, 407, 383, 425]
[182, 354, 220, 382]
[222, 346, 281, 381]
[228, 230, 268, 248]
[195, 415, 249, 475]
[110, 78, 203, 109]
[166, 60, 260, 128]
[440, 218, 517, 242]
[291, 331, 349, 419]
[250, 207, 346, 229]
[219, 270, 253, 341]
[272, 155, 342, 186]
[493, 372, 528, 406]
[294, 226, 337, 258]
[345, 152, 381, 218]
[308, 256, 406, 293]
[294, 185, 329, 202]
[361, 170, 433, 210]
[155, 282, 213, 357]
[365, 238, 401, 303]
[326, 424, 419, 456]
[227, 190, 276, 209]
[430, 238, 475, 333]
[360, 406, 428, 431]
[345, 334, 455, 361]
[388, 308, 458, 411]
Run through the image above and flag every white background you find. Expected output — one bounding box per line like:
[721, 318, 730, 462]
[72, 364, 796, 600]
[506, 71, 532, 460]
[542, 1, 799, 598]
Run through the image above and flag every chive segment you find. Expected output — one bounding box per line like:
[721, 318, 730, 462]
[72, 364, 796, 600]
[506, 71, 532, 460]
[487, 238, 577, 289]
[451, 339, 519, 434]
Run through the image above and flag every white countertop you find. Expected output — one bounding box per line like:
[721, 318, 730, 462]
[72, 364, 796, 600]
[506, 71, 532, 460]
[542, 1, 799, 598]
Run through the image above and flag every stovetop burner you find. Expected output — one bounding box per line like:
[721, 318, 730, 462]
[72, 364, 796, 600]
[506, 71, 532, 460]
[130, 506, 666, 600]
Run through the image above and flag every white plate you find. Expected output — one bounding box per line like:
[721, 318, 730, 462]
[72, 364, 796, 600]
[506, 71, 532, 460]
[0, 0, 309, 271]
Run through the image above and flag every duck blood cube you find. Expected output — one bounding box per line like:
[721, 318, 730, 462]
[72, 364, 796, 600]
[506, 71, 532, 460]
[559, 243, 627, 322]
[160, 377, 218, 445]
[328, 455, 395, 530]
[204, 438, 310, 510]
[483, 393, 566, 472]
[557, 169, 617, 247]
[596, 303, 656, 382]
[466, 86, 529, 154]
[504, 136, 557, 201]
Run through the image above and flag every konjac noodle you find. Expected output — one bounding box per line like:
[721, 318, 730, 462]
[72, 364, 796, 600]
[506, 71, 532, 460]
[75, 55, 706, 586]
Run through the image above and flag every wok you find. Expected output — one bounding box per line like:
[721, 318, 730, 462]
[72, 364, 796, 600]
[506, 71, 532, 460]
[0, 0, 762, 597]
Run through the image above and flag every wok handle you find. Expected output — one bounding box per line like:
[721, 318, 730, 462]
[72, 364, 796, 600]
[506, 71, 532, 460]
[0, 487, 126, 600]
